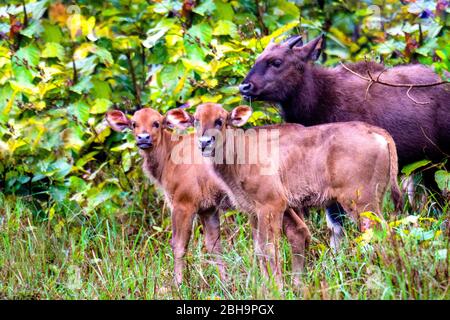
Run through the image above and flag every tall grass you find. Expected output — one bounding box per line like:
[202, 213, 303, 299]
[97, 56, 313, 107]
[0, 190, 448, 300]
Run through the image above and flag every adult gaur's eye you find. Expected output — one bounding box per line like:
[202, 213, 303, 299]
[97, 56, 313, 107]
[271, 59, 282, 68]
[215, 119, 223, 127]
[153, 121, 159, 128]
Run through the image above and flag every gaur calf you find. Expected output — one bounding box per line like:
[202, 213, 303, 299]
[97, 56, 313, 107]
[240, 34, 450, 205]
[106, 108, 231, 285]
[168, 102, 402, 288]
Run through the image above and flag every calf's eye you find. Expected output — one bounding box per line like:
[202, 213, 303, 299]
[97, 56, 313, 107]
[215, 119, 223, 127]
[131, 122, 137, 129]
[153, 121, 160, 128]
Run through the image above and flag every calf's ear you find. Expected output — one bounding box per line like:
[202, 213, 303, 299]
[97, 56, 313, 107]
[229, 105, 252, 127]
[106, 110, 131, 132]
[164, 108, 193, 129]
[294, 33, 325, 61]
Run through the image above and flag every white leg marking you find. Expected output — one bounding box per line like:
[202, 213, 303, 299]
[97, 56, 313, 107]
[326, 209, 344, 252]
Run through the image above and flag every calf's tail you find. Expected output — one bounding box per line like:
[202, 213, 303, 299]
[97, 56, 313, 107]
[384, 132, 403, 212]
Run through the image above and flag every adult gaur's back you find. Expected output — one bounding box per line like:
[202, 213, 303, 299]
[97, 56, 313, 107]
[239, 35, 450, 168]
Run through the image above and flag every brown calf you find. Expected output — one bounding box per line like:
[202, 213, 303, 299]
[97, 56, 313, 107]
[106, 108, 230, 285]
[168, 102, 402, 288]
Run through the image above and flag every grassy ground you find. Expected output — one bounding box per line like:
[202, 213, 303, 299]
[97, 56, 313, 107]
[0, 188, 449, 300]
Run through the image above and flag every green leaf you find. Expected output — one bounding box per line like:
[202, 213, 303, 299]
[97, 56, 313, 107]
[87, 184, 120, 208]
[93, 47, 113, 67]
[42, 22, 63, 43]
[14, 45, 40, 68]
[12, 63, 34, 85]
[142, 27, 169, 49]
[20, 21, 44, 38]
[435, 170, 450, 191]
[436, 249, 448, 261]
[49, 185, 69, 203]
[213, 20, 237, 37]
[90, 98, 112, 114]
[50, 159, 73, 180]
[27, 0, 50, 21]
[42, 42, 65, 60]
[401, 160, 431, 175]
[193, 0, 216, 16]
[188, 23, 213, 45]
[92, 80, 112, 99]
[70, 76, 94, 95]
[68, 100, 90, 123]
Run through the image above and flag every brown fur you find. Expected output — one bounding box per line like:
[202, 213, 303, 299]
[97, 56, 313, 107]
[106, 108, 230, 285]
[241, 35, 450, 193]
[171, 102, 402, 288]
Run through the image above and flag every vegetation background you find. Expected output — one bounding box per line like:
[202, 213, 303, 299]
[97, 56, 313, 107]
[0, 0, 449, 299]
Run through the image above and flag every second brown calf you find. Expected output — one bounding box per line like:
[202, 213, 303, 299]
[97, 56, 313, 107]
[168, 102, 402, 288]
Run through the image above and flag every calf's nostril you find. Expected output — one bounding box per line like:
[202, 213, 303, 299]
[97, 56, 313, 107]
[137, 134, 150, 141]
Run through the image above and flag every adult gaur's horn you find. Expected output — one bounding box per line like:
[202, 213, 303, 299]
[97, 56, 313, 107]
[284, 35, 303, 49]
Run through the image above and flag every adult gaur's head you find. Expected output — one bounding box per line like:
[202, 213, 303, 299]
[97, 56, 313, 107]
[239, 34, 324, 102]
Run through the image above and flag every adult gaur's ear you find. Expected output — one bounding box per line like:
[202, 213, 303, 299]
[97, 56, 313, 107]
[164, 108, 193, 129]
[284, 35, 303, 49]
[294, 34, 325, 61]
[106, 110, 131, 132]
[229, 105, 252, 127]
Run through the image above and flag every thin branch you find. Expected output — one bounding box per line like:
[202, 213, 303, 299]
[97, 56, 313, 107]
[22, 1, 28, 28]
[406, 86, 428, 105]
[339, 62, 370, 81]
[365, 81, 374, 101]
[340, 62, 450, 88]
[339, 61, 450, 105]
[72, 59, 77, 84]
[126, 50, 141, 106]
[255, 0, 268, 36]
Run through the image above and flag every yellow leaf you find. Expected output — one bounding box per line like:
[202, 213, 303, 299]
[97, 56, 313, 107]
[173, 72, 187, 95]
[84, 16, 96, 37]
[67, 13, 83, 40]
[34, 101, 46, 111]
[3, 89, 17, 114]
[356, 228, 374, 246]
[74, 43, 96, 60]
[7, 139, 26, 154]
[360, 211, 382, 224]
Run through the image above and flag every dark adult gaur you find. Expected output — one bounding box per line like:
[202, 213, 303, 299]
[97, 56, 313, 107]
[239, 34, 450, 217]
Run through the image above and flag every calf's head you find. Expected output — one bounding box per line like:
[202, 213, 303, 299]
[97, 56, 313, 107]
[165, 103, 252, 157]
[239, 34, 324, 102]
[106, 108, 165, 150]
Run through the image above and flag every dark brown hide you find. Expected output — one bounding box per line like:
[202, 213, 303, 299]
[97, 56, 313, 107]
[241, 35, 450, 168]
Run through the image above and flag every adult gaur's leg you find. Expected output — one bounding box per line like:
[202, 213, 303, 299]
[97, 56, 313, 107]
[325, 202, 345, 252]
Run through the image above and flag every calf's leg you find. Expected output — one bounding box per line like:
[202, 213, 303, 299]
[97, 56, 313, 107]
[283, 208, 311, 286]
[199, 208, 227, 282]
[171, 204, 196, 285]
[255, 203, 285, 290]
